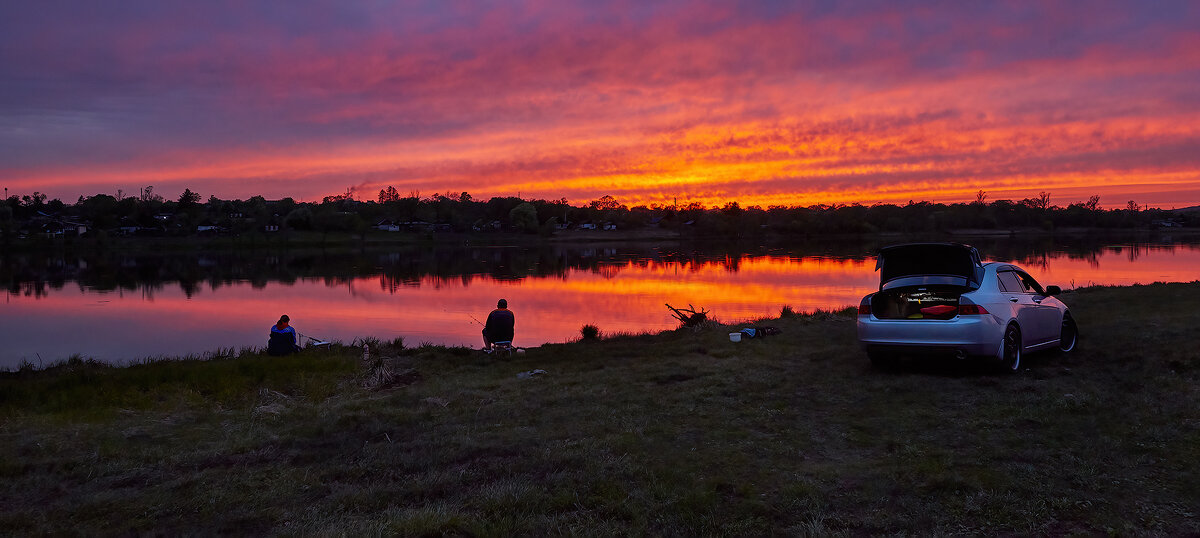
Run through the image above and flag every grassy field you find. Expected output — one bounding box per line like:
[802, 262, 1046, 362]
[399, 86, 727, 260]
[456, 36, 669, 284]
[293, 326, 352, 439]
[2, 283, 1197, 535]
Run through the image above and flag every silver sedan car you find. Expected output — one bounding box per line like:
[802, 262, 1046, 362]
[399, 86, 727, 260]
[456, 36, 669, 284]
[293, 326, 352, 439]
[856, 243, 1077, 372]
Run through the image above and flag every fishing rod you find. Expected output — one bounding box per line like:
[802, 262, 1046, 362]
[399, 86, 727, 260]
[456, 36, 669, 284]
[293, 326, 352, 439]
[465, 313, 525, 352]
[297, 332, 332, 347]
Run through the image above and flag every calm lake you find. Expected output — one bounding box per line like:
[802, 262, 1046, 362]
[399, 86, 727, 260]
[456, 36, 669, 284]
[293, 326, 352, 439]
[4, 235, 1199, 368]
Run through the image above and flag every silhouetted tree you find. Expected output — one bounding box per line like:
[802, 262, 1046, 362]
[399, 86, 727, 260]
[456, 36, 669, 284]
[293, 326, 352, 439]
[21, 191, 47, 211]
[284, 207, 313, 230]
[588, 195, 627, 212]
[1036, 191, 1051, 210]
[509, 202, 538, 233]
[139, 186, 163, 203]
[378, 186, 401, 203]
[178, 188, 201, 206]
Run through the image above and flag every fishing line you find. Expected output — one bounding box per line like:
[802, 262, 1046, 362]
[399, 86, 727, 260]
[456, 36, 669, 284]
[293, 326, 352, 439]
[297, 332, 331, 346]
[442, 307, 484, 326]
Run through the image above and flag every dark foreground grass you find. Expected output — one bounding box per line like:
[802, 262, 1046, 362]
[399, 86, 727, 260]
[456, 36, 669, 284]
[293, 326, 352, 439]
[1, 349, 361, 419]
[2, 283, 1198, 535]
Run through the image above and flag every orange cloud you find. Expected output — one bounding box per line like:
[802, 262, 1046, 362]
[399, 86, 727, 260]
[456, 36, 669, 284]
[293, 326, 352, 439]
[4, 2, 1198, 208]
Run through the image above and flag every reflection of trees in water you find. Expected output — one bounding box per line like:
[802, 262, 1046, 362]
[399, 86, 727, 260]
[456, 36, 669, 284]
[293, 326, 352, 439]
[1122, 245, 1140, 263]
[3, 234, 1198, 298]
[12, 280, 51, 298]
[1018, 252, 1051, 271]
[1104, 243, 1166, 264]
[978, 233, 1181, 268]
[379, 274, 420, 294]
[592, 263, 623, 280]
[1107, 243, 1180, 265]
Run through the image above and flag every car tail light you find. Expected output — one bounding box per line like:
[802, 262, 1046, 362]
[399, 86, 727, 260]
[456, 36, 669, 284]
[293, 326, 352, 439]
[858, 296, 872, 315]
[958, 304, 989, 315]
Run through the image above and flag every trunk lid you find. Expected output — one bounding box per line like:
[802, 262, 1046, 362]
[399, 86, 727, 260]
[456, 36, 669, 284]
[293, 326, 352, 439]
[876, 243, 983, 291]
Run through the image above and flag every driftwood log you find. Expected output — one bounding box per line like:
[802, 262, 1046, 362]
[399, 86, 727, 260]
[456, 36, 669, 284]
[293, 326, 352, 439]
[665, 303, 708, 327]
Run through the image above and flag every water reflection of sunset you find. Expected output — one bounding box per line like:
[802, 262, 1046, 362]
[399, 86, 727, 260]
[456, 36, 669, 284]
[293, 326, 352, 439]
[995, 244, 1200, 289]
[4, 245, 1199, 367]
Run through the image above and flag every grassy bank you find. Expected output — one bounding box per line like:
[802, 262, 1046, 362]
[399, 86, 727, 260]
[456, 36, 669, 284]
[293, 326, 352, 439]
[2, 284, 1198, 535]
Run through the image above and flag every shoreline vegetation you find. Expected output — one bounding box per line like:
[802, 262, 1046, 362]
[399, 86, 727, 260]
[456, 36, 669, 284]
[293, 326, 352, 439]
[2, 282, 1197, 534]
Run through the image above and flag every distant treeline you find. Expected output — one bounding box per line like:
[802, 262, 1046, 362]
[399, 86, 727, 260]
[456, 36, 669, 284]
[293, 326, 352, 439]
[2, 186, 1195, 241]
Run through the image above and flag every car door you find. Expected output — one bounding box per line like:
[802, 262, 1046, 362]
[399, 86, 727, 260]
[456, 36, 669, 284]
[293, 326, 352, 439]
[996, 270, 1044, 348]
[1014, 270, 1059, 345]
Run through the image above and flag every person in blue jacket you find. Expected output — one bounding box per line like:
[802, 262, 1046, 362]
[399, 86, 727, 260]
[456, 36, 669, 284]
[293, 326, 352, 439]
[482, 299, 515, 351]
[268, 314, 301, 356]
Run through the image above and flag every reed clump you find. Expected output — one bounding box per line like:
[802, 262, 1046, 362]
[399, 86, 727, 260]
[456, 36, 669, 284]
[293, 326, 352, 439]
[579, 324, 601, 340]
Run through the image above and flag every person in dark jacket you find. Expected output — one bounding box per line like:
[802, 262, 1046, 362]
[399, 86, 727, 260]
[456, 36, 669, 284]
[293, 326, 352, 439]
[268, 314, 301, 356]
[482, 299, 515, 350]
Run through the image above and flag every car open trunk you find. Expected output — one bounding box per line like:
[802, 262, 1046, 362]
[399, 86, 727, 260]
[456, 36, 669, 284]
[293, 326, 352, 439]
[876, 243, 983, 291]
[870, 285, 971, 320]
[870, 243, 983, 320]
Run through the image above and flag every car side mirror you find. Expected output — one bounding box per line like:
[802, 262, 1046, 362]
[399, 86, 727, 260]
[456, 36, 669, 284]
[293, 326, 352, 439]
[1045, 285, 1061, 296]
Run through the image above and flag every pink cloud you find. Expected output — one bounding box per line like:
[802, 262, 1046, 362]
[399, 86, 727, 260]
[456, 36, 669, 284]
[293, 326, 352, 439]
[3, 2, 1198, 207]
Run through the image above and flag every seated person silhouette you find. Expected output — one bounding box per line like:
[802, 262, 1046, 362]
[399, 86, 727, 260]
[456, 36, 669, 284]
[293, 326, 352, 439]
[482, 299, 515, 352]
[267, 314, 302, 356]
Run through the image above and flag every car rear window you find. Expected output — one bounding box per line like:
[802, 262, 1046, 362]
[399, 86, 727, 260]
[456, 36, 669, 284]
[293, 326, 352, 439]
[997, 271, 1023, 293]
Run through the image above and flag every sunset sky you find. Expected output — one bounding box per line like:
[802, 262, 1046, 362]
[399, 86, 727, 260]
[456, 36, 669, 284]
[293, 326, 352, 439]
[3, 1, 1199, 209]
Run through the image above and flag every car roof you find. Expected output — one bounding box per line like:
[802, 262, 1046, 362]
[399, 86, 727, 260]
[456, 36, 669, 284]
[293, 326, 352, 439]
[983, 262, 1026, 271]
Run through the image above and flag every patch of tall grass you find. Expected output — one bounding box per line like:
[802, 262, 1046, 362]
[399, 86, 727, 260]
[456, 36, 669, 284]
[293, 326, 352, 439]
[579, 324, 601, 340]
[0, 345, 360, 418]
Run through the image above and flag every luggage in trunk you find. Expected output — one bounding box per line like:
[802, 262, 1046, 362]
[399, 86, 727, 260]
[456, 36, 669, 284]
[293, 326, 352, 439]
[870, 286, 968, 320]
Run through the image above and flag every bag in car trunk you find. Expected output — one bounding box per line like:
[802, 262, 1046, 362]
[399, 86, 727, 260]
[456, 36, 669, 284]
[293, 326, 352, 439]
[871, 286, 969, 320]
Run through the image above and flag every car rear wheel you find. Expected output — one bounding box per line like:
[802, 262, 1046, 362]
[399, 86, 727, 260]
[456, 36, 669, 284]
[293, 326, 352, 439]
[1001, 324, 1021, 373]
[1058, 315, 1077, 353]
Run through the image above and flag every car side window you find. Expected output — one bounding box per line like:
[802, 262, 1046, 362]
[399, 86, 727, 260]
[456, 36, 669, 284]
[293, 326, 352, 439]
[1016, 271, 1046, 296]
[997, 271, 1023, 293]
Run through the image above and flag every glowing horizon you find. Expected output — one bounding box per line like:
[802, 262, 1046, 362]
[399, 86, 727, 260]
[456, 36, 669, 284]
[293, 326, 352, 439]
[3, 2, 1199, 209]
